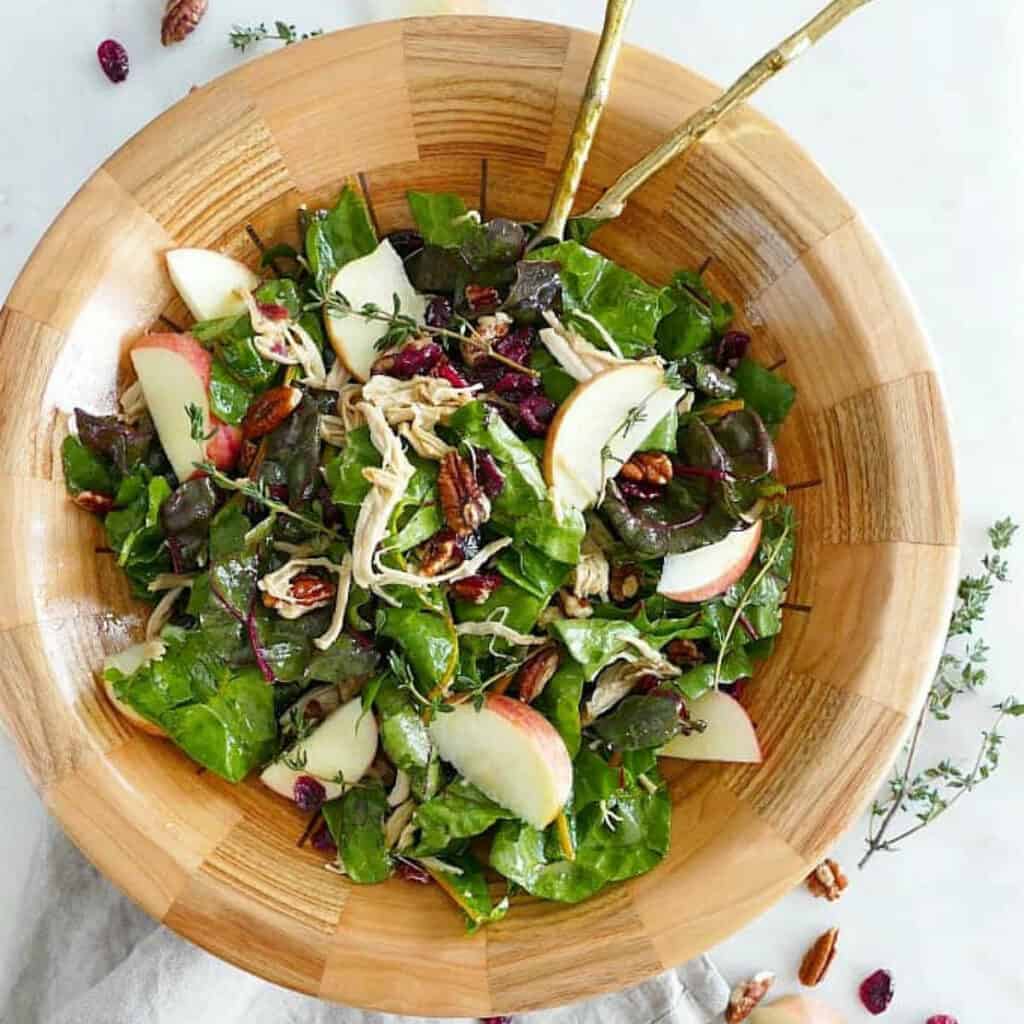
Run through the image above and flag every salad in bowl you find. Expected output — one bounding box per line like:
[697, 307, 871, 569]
[64, 184, 796, 929]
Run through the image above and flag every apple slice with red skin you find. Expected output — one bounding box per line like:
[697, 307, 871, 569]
[657, 520, 762, 603]
[429, 694, 572, 830]
[166, 248, 259, 322]
[659, 689, 762, 763]
[131, 333, 242, 481]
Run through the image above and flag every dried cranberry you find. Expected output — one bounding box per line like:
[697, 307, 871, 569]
[396, 860, 432, 884]
[268, 483, 290, 502]
[257, 302, 290, 322]
[495, 326, 535, 367]
[391, 340, 443, 379]
[465, 284, 501, 313]
[425, 295, 454, 329]
[859, 970, 894, 1015]
[303, 699, 326, 724]
[518, 394, 556, 436]
[310, 821, 337, 853]
[473, 449, 505, 497]
[449, 572, 503, 604]
[720, 678, 749, 704]
[617, 478, 664, 501]
[432, 357, 470, 388]
[716, 330, 750, 369]
[493, 371, 541, 399]
[480, 1018, 511, 1024]
[925, 1017, 958, 1024]
[386, 230, 424, 261]
[97, 39, 129, 83]
[293, 775, 327, 812]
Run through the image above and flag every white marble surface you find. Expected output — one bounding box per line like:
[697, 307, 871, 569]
[1, 1, 1022, 1019]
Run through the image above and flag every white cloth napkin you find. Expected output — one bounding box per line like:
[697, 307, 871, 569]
[0, 819, 728, 1024]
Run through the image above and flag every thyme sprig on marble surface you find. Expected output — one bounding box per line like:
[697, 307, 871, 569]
[229, 21, 323, 53]
[860, 518, 1023, 868]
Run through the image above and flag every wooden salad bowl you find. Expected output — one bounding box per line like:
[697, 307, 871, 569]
[0, 17, 958, 1017]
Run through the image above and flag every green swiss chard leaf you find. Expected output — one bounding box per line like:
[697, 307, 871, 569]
[308, 632, 380, 685]
[573, 782, 670, 882]
[733, 357, 796, 430]
[656, 270, 733, 360]
[452, 580, 545, 638]
[412, 777, 514, 856]
[374, 673, 438, 800]
[674, 648, 754, 700]
[61, 435, 116, 496]
[306, 185, 378, 291]
[209, 358, 253, 425]
[534, 661, 585, 757]
[490, 818, 607, 904]
[494, 544, 570, 602]
[322, 780, 391, 884]
[406, 191, 481, 249]
[572, 746, 621, 808]
[450, 401, 585, 564]
[110, 629, 277, 782]
[636, 407, 678, 453]
[379, 606, 457, 693]
[104, 472, 173, 598]
[424, 852, 509, 932]
[592, 695, 683, 750]
[527, 241, 674, 357]
[323, 425, 381, 506]
[386, 504, 443, 554]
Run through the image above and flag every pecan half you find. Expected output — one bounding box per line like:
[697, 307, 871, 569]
[666, 638, 703, 667]
[72, 490, 115, 514]
[161, 0, 208, 45]
[264, 572, 336, 610]
[417, 529, 463, 577]
[620, 451, 673, 487]
[725, 971, 775, 1023]
[438, 451, 490, 536]
[799, 927, 839, 987]
[609, 563, 642, 603]
[807, 858, 848, 902]
[516, 647, 560, 704]
[242, 385, 301, 440]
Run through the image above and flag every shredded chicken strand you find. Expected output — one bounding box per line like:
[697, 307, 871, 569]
[320, 414, 346, 447]
[146, 586, 186, 640]
[581, 654, 679, 725]
[337, 383, 366, 433]
[539, 311, 636, 382]
[241, 289, 327, 387]
[119, 379, 147, 423]
[572, 534, 610, 601]
[257, 554, 353, 652]
[384, 799, 416, 850]
[147, 573, 196, 592]
[454, 621, 548, 647]
[313, 552, 352, 652]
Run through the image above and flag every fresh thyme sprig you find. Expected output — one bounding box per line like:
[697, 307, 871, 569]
[712, 511, 792, 687]
[596, 393, 656, 504]
[389, 650, 453, 718]
[230, 21, 323, 53]
[308, 287, 539, 377]
[281, 747, 309, 772]
[196, 461, 344, 543]
[861, 518, 1021, 868]
[186, 402, 216, 442]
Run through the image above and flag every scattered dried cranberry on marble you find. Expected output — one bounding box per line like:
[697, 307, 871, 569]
[925, 1017, 958, 1024]
[859, 970, 894, 1015]
[97, 39, 130, 83]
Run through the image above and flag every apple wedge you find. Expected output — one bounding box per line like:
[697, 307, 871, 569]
[99, 642, 167, 737]
[429, 694, 572, 830]
[659, 690, 762, 763]
[131, 333, 242, 482]
[323, 239, 428, 381]
[543, 362, 685, 511]
[750, 996, 846, 1024]
[261, 697, 378, 802]
[166, 248, 259, 322]
[657, 521, 762, 603]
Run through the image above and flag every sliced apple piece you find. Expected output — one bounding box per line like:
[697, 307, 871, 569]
[657, 521, 762, 603]
[323, 239, 428, 382]
[166, 248, 259, 322]
[131, 333, 241, 481]
[750, 996, 846, 1024]
[659, 690, 762, 763]
[262, 696, 378, 801]
[260, 760, 344, 804]
[543, 362, 685, 511]
[429, 694, 572, 830]
[99, 642, 167, 737]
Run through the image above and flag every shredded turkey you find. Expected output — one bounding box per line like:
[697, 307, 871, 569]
[337, 383, 366, 433]
[581, 655, 678, 725]
[257, 554, 353, 652]
[454, 621, 548, 647]
[323, 358, 350, 392]
[372, 536, 512, 591]
[384, 799, 416, 850]
[320, 414, 346, 447]
[572, 534, 610, 601]
[146, 587, 186, 640]
[240, 289, 327, 387]
[539, 311, 635, 382]
[568, 310, 624, 358]
[387, 769, 411, 808]
[361, 374, 480, 460]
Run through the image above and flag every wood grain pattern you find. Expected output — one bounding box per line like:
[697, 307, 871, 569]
[0, 17, 958, 1015]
